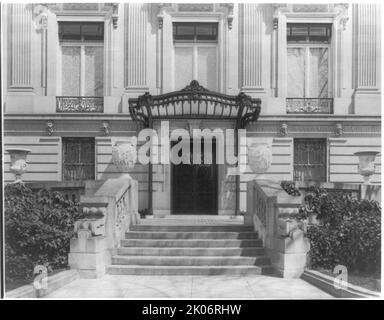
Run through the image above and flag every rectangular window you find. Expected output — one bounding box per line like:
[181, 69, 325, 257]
[173, 22, 218, 91]
[173, 22, 218, 42]
[287, 24, 331, 44]
[287, 23, 332, 113]
[294, 139, 327, 182]
[62, 138, 95, 181]
[59, 22, 104, 97]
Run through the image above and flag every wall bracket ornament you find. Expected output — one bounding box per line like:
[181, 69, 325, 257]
[101, 121, 110, 136]
[334, 123, 343, 137]
[218, 3, 234, 29]
[272, 3, 288, 30]
[280, 123, 288, 137]
[46, 120, 54, 136]
[109, 3, 119, 29]
[334, 3, 349, 31]
[33, 4, 48, 31]
[157, 3, 174, 30]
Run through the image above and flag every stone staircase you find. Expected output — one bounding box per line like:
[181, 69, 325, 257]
[107, 217, 274, 276]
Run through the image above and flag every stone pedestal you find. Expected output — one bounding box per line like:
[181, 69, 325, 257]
[269, 229, 310, 278]
[360, 184, 381, 202]
[68, 230, 111, 278]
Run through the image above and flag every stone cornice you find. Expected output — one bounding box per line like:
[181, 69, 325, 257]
[3, 114, 381, 124]
[3, 114, 381, 123]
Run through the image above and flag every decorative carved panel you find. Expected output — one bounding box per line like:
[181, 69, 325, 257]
[292, 4, 329, 12]
[62, 3, 99, 11]
[177, 3, 214, 12]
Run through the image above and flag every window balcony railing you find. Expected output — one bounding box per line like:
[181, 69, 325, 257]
[286, 98, 333, 114]
[56, 96, 104, 113]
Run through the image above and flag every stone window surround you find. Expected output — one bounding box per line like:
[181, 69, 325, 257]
[158, 6, 232, 94]
[286, 24, 332, 99]
[273, 5, 349, 99]
[52, 13, 115, 97]
[58, 29, 104, 97]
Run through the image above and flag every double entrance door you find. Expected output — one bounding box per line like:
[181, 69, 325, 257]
[172, 139, 218, 215]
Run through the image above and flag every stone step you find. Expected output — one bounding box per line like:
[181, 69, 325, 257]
[112, 255, 270, 266]
[124, 231, 258, 240]
[130, 225, 254, 232]
[120, 239, 262, 248]
[107, 265, 275, 276]
[117, 247, 265, 256]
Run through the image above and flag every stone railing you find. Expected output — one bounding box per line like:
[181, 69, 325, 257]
[68, 178, 139, 278]
[245, 179, 309, 278]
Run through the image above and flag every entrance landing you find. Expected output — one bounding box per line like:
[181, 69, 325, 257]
[142, 215, 244, 226]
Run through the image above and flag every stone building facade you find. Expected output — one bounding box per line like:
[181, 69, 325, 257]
[2, 3, 381, 216]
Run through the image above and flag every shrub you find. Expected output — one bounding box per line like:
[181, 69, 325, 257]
[302, 187, 381, 275]
[4, 183, 81, 283]
[280, 180, 301, 196]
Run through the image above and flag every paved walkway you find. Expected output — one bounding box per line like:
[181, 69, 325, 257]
[46, 275, 332, 299]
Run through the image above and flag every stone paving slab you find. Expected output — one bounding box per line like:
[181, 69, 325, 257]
[45, 275, 332, 299]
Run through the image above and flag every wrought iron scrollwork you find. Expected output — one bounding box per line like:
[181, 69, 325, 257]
[56, 97, 104, 113]
[286, 98, 333, 114]
[129, 80, 261, 129]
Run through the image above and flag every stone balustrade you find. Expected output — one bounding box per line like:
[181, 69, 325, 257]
[68, 178, 139, 278]
[245, 179, 309, 278]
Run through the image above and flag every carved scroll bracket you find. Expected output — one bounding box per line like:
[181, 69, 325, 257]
[334, 3, 349, 31]
[33, 4, 48, 31]
[157, 3, 175, 30]
[46, 120, 54, 136]
[272, 3, 288, 30]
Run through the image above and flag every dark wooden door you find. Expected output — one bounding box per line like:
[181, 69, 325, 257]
[172, 140, 218, 215]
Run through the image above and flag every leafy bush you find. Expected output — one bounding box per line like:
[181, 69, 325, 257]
[280, 180, 301, 196]
[302, 187, 381, 276]
[4, 183, 81, 283]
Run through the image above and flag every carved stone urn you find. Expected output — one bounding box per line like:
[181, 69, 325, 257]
[354, 151, 380, 184]
[6, 148, 31, 182]
[111, 138, 137, 179]
[248, 143, 272, 175]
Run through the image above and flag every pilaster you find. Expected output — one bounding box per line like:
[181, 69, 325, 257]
[240, 4, 265, 93]
[124, 3, 148, 90]
[8, 4, 33, 91]
[352, 3, 381, 115]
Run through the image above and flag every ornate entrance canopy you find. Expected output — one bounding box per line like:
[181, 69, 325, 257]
[128, 80, 261, 129]
[128, 80, 262, 216]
